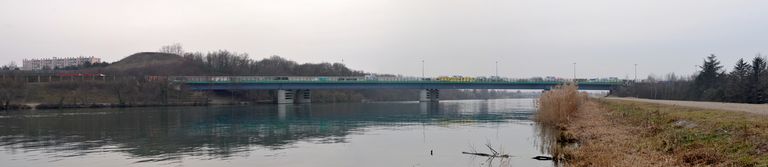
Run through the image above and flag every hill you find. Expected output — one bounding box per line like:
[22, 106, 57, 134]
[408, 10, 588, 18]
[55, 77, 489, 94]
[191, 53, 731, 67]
[105, 52, 205, 75]
[107, 52, 183, 70]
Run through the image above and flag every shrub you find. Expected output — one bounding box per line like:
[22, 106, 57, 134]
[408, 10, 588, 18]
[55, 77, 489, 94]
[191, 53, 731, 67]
[536, 83, 584, 126]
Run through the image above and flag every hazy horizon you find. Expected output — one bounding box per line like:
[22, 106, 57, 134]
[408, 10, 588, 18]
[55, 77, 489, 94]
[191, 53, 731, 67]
[2, 0, 768, 78]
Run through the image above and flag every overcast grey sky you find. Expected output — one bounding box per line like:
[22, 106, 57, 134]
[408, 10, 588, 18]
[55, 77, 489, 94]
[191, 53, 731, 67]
[1, 0, 767, 78]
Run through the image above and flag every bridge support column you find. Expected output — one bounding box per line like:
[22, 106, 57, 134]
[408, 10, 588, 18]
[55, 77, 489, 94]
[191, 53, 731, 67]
[274, 90, 295, 104]
[419, 89, 439, 102]
[295, 89, 311, 104]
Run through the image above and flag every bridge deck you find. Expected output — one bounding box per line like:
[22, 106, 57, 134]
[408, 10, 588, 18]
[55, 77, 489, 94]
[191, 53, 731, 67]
[172, 76, 622, 90]
[184, 80, 621, 85]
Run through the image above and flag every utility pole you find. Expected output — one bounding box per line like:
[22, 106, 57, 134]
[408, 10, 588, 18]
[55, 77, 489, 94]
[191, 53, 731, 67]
[572, 63, 576, 81]
[421, 60, 425, 79]
[634, 64, 638, 82]
[495, 61, 499, 77]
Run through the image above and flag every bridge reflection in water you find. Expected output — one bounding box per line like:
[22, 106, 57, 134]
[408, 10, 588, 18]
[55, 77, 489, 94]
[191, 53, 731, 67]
[0, 99, 548, 166]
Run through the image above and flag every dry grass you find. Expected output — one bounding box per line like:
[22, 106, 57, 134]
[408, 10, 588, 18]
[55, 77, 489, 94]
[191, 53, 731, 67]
[533, 84, 768, 166]
[550, 98, 768, 166]
[608, 97, 768, 116]
[562, 100, 677, 166]
[537, 84, 768, 166]
[600, 99, 768, 166]
[535, 84, 586, 162]
[536, 84, 585, 127]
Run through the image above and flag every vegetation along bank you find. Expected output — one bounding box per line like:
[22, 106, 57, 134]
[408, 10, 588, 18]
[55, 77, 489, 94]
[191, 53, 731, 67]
[536, 85, 768, 166]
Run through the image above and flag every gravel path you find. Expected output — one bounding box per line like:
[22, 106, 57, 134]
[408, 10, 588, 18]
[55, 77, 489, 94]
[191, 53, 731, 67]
[605, 97, 768, 115]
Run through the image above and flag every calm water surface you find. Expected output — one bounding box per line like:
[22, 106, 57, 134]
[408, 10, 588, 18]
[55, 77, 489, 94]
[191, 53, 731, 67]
[0, 99, 552, 167]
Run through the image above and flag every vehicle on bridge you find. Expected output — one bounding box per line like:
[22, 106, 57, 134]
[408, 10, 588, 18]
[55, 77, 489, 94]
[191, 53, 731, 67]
[476, 76, 503, 82]
[337, 77, 358, 81]
[364, 74, 377, 81]
[436, 76, 475, 82]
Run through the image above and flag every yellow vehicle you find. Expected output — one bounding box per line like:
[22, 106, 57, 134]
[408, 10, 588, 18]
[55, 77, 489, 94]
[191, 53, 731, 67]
[437, 76, 475, 82]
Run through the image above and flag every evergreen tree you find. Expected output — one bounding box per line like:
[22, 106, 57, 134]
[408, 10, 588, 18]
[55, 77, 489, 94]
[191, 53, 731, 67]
[725, 58, 751, 103]
[748, 56, 767, 103]
[693, 54, 724, 101]
[617, 55, 768, 104]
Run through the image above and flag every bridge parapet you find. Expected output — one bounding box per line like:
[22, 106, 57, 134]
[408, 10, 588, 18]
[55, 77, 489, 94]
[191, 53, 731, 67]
[169, 76, 626, 85]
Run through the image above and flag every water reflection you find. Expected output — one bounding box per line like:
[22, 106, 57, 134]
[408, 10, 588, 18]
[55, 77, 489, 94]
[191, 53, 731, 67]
[0, 99, 549, 167]
[534, 122, 562, 160]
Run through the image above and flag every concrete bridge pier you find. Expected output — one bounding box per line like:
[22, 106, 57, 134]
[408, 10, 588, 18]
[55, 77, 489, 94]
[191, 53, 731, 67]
[274, 89, 311, 104]
[295, 89, 311, 104]
[275, 90, 295, 104]
[419, 89, 440, 102]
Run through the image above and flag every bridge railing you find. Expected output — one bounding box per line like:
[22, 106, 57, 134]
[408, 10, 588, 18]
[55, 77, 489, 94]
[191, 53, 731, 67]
[170, 76, 626, 85]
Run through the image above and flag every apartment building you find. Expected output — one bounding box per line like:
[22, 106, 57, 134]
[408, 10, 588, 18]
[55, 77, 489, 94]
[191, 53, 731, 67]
[22, 56, 102, 70]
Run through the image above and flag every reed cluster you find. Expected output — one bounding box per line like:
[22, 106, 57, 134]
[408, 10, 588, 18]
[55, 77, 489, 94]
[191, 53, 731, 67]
[535, 83, 585, 126]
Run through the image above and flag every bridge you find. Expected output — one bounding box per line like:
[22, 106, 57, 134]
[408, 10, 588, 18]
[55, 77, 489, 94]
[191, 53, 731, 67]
[170, 76, 624, 104]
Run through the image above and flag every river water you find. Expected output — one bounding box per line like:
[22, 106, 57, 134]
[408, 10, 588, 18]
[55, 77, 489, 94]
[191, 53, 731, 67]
[0, 99, 552, 167]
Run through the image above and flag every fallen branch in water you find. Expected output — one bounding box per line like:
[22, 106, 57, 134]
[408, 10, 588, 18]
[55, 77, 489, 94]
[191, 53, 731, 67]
[462, 143, 512, 158]
[461, 152, 512, 158]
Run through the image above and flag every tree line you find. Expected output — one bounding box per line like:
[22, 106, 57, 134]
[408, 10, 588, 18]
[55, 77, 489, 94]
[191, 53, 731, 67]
[182, 51, 364, 76]
[1, 62, 19, 71]
[0, 44, 531, 110]
[615, 54, 768, 104]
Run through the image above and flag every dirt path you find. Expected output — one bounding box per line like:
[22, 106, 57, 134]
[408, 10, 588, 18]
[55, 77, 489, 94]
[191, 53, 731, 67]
[605, 97, 768, 115]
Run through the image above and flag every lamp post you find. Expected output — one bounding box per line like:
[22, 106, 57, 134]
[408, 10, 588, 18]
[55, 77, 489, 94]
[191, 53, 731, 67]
[573, 63, 576, 81]
[421, 60, 425, 79]
[634, 64, 638, 82]
[495, 61, 499, 78]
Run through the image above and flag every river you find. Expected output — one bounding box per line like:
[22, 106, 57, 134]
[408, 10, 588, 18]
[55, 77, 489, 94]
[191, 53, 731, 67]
[0, 99, 552, 167]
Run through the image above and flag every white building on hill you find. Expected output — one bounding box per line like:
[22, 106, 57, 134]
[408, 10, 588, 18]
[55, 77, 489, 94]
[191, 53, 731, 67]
[22, 56, 102, 70]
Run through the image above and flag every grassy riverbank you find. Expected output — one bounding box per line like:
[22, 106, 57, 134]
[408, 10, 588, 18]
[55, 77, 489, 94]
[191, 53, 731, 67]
[537, 86, 768, 166]
[594, 99, 768, 166]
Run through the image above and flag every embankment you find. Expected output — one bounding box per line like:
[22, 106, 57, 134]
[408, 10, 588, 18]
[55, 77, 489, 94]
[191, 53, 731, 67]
[607, 97, 768, 115]
[537, 89, 768, 166]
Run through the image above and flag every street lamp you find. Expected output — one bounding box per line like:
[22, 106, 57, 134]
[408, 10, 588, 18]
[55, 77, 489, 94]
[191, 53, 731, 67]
[421, 60, 425, 79]
[572, 63, 576, 81]
[634, 64, 638, 82]
[495, 61, 499, 78]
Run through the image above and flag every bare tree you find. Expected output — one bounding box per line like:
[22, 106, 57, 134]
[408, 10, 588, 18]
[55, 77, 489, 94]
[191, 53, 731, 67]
[0, 80, 26, 109]
[159, 43, 185, 56]
[7, 61, 17, 69]
[1, 61, 18, 71]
